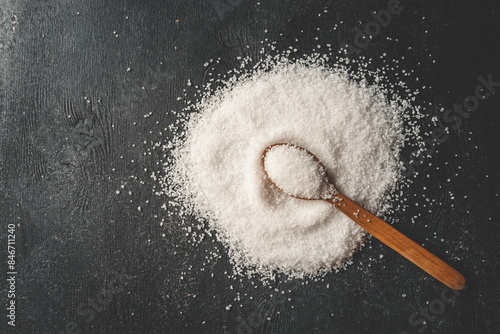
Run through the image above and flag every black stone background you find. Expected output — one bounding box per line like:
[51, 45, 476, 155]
[1, 0, 499, 333]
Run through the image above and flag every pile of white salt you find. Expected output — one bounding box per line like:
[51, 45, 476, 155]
[160, 57, 407, 278]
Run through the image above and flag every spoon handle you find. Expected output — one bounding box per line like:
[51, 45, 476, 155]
[326, 194, 466, 290]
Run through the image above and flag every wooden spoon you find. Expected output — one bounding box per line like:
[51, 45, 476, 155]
[261, 143, 465, 290]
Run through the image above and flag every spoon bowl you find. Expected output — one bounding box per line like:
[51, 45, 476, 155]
[261, 143, 334, 200]
[261, 143, 466, 290]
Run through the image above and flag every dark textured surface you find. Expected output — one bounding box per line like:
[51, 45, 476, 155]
[1, 0, 499, 333]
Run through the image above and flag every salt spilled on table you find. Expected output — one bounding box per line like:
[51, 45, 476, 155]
[263, 144, 337, 200]
[158, 54, 420, 280]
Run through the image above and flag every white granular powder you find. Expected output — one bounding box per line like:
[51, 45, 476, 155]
[263, 144, 337, 200]
[160, 56, 410, 278]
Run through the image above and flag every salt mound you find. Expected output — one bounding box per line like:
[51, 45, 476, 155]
[161, 58, 405, 278]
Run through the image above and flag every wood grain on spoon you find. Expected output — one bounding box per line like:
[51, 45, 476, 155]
[327, 194, 466, 290]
